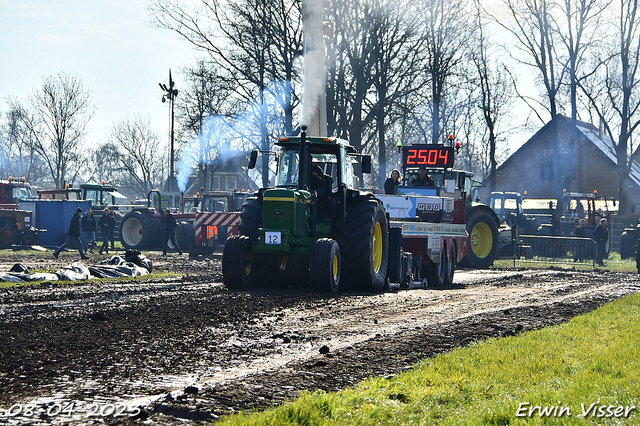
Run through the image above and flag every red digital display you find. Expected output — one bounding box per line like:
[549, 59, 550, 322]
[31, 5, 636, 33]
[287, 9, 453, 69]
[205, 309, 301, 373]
[403, 145, 454, 168]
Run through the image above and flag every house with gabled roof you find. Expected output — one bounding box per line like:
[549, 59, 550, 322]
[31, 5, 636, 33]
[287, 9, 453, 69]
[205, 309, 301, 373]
[478, 115, 640, 216]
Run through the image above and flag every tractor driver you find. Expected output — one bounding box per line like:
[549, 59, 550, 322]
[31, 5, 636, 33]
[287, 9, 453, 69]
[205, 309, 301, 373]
[409, 165, 435, 187]
[310, 164, 333, 220]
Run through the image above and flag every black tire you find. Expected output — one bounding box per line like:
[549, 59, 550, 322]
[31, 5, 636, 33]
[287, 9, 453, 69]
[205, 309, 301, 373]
[620, 229, 636, 259]
[222, 235, 243, 290]
[22, 229, 38, 246]
[333, 199, 388, 292]
[120, 210, 162, 250]
[466, 210, 499, 268]
[310, 238, 341, 292]
[0, 225, 17, 248]
[239, 197, 263, 241]
[181, 223, 196, 248]
[445, 242, 456, 286]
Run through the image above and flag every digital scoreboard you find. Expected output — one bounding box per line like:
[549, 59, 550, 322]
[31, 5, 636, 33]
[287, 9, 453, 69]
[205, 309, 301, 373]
[402, 145, 454, 169]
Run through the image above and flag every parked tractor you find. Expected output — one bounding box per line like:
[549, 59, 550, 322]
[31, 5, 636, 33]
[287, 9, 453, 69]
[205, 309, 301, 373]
[222, 128, 475, 292]
[189, 190, 249, 257]
[119, 190, 196, 251]
[0, 177, 39, 247]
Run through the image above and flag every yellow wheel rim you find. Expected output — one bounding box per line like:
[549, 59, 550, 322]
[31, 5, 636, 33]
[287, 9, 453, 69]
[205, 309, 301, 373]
[244, 252, 251, 276]
[373, 221, 382, 273]
[277, 255, 288, 271]
[470, 222, 493, 258]
[332, 253, 338, 280]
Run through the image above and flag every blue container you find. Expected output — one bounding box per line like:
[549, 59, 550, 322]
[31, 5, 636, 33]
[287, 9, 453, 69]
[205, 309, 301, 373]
[31, 200, 92, 247]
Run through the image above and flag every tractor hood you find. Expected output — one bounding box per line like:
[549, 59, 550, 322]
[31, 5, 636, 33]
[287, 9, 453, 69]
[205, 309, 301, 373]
[261, 188, 314, 242]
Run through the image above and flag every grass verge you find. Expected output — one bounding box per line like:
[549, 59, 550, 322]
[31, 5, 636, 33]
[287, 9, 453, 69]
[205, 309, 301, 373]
[493, 251, 638, 273]
[218, 293, 640, 425]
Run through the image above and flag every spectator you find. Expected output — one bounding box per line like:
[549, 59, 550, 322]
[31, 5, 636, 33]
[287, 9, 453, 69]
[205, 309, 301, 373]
[80, 208, 97, 254]
[593, 218, 609, 266]
[53, 208, 88, 260]
[409, 166, 435, 187]
[384, 168, 401, 195]
[162, 208, 182, 255]
[98, 208, 116, 255]
[573, 218, 587, 262]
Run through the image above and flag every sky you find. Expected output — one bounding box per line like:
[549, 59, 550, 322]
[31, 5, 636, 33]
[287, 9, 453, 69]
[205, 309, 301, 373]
[0, 0, 199, 149]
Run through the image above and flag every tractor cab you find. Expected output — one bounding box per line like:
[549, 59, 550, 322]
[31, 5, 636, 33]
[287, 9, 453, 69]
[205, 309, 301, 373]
[1, 177, 35, 208]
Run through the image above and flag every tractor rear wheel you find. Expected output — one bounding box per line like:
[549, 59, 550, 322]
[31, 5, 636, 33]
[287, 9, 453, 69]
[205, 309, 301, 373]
[0, 225, 17, 248]
[310, 238, 341, 292]
[239, 197, 263, 241]
[333, 199, 388, 292]
[120, 211, 161, 250]
[466, 211, 499, 268]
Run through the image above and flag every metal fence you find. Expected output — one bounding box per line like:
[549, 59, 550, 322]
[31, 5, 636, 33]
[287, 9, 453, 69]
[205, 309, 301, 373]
[502, 235, 597, 269]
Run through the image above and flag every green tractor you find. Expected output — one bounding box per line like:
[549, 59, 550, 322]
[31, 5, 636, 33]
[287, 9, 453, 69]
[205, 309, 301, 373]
[222, 126, 388, 292]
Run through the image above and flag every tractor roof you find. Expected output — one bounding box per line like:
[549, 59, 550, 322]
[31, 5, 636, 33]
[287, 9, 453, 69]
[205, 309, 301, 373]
[276, 136, 356, 153]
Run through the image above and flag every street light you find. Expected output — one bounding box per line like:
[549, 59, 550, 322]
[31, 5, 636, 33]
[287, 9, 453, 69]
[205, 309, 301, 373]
[159, 69, 178, 193]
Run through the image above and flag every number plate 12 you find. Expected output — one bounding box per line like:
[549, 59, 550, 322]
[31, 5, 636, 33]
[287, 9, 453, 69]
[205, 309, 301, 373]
[265, 231, 281, 244]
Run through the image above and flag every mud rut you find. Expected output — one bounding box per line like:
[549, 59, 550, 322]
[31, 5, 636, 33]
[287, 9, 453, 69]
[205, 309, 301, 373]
[0, 252, 638, 425]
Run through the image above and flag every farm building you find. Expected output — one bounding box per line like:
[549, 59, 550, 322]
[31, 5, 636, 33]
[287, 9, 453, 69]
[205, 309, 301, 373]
[478, 115, 640, 216]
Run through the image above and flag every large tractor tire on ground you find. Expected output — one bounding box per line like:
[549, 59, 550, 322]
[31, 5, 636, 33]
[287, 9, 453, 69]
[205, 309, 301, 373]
[333, 198, 388, 292]
[180, 223, 196, 249]
[620, 228, 637, 259]
[310, 238, 341, 292]
[222, 235, 246, 290]
[466, 209, 499, 268]
[0, 225, 18, 248]
[120, 211, 162, 251]
[238, 197, 263, 241]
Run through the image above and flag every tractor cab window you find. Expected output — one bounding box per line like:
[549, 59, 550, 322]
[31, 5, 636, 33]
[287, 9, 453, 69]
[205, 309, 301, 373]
[310, 153, 338, 192]
[12, 186, 32, 201]
[275, 150, 300, 187]
[202, 197, 228, 212]
[85, 189, 100, 205]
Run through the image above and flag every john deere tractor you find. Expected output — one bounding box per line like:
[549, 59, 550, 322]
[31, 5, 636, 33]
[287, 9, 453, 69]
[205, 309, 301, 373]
[222, 126, 388, 292]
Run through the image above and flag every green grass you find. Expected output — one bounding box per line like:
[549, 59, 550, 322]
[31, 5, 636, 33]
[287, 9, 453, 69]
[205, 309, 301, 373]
[217, 293, 640, 425]
[493, 251, 639, 273]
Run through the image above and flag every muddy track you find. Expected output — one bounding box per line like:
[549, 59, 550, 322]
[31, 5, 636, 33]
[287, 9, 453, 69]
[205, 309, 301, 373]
[0, 252, 638, 425]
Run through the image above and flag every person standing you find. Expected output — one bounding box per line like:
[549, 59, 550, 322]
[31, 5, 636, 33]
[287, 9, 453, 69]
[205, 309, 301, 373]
[162, 208, 182, 255]
[384, 168, 401, 194]
[81, 208, 97, 254]
[53, 208, 88, 260]
[573, 218, 587, 262]
[98, 208, 116, 255]
[593, 218, 609, 266]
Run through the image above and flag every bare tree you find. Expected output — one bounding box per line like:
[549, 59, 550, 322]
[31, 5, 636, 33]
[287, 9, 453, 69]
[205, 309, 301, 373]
[470, 1, 517, 191]
[420, 0, 473, 145]
[100, 116, 166, 197]
[0, 101, 48, 183]
[579, 0, 640, 213]
[25, 72, 94, 188]
[149, 0, 303, 187]
[369, 0, 427, 184]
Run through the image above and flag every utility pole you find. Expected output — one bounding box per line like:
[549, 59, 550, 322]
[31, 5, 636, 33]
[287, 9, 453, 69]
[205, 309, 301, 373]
[159, 69, 178, 193]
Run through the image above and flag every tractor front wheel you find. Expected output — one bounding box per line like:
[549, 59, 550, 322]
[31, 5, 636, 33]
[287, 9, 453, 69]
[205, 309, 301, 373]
[0, 225, 17, 248]
[310, 238, 341, 292]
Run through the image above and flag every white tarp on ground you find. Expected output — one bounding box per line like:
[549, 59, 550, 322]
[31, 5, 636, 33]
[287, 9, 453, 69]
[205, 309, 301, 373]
[0, 251, 152, 283]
